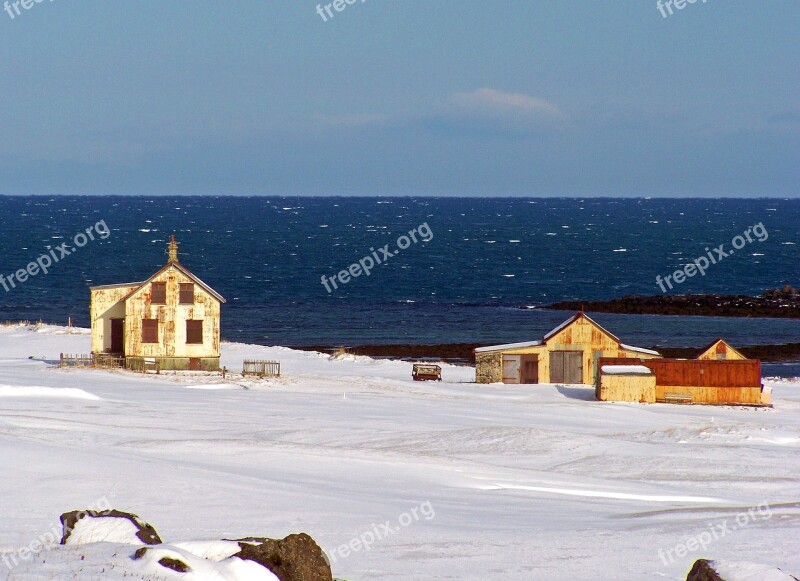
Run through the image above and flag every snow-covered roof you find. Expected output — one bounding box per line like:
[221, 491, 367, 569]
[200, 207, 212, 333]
[90, 281, 144, 291]
[474, 340, 543, 353]
[620, 344, 661, 356]
[601, 365, 653, 375]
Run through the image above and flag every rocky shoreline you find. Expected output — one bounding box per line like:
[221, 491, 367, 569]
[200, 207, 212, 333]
[295, 287, 800, 365]
[295, 342, 800, 365]
[545, 286, 800, 319]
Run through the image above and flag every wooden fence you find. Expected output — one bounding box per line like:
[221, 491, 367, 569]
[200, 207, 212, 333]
[60, 353, 93, 368]
[60, 353, 143, 372]
[92, 353, 126, 369]
[242, 360, 281, 377]
[598, 357, 761, 387]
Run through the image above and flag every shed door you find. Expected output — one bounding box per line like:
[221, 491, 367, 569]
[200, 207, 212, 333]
[550, 351, 583, 384]
[110, 319, 124, 354]
[502, 355, 521, 384]
[520, 355, 539, 384]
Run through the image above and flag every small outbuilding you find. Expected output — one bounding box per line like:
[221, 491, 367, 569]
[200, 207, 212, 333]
[596, 365, 656, 404]
[596, 356, 769, 406]
[90, 236, 225, 371]
[474, 312, 661, 385]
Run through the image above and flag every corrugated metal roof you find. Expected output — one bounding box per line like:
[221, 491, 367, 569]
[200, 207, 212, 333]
[620, 343, 661, 356]
[475, 340, 543, 353]
[90, 282, 144, 291]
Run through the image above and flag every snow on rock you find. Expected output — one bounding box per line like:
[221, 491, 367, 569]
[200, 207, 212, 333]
[61, 510, 162, 546]
[133, 543, 280, 580]
[688, 558, 799, 581]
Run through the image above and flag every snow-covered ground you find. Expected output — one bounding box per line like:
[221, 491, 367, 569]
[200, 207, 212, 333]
[1, 323, 799, 580]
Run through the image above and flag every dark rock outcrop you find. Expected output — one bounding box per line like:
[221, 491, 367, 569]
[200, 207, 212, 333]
[686, 560, 724, 581]
[60, 509, 162, 546]
[158, 556, 191, 573]
[233, 533, 333, 581]
[547, 290, 800, 320]
[686, 559, 800, 581]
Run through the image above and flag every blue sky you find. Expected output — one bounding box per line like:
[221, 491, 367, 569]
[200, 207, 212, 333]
[0, 1, 797, 196]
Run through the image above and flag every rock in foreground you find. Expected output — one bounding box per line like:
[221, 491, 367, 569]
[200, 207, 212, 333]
[687, 559, 799, 581]
[57, 507, 332, 580]
[234, 533, 333, 581]
[60, 509, 162, 546]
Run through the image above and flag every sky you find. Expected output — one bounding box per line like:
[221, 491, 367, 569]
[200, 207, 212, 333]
[0, 1, 797, 197]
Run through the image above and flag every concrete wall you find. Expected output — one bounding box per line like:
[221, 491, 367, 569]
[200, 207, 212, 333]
[127, 356, 221, 372]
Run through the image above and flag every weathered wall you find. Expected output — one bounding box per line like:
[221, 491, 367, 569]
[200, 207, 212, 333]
[654, 385, 764, 405]
[697, 340, 746, 361]
[475, 316, 661, 385]
[90, 285, 139, 354]
[597, 373, 656, 403]
[124, 265, 221, 359]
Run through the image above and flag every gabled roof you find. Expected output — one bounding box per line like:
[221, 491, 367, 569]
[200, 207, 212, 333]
[121, 261, 226, 304]
[474, 312, 660, 357]
[695, 338, 745, 360]
[543, 311, 620, 343]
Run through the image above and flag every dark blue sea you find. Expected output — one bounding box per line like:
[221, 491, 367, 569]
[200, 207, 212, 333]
[1, 196, 798, 376]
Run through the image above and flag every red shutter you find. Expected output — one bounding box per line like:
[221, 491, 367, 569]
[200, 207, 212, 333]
[186, 320, 203, 344]
[151, 283, 166, 304]
[179, 283, 195, 304]
[142, 319, 159, 343]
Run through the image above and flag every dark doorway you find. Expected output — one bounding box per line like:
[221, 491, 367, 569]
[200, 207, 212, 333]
[110, 319, 124, 354]
[550, 351, 583, 384]
[520, 355, 539, 384]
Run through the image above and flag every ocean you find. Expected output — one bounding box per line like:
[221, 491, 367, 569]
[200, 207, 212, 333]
[1, 196, 798, 375]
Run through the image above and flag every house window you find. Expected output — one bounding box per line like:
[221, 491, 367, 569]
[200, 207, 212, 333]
[142, 319, 159, 343]
[151, 282, 166, 304]
[186, 320, 203, 344]
[179, 283, 195, 304]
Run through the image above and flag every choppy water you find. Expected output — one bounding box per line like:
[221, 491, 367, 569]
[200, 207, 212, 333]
[0, 196, 798, 375]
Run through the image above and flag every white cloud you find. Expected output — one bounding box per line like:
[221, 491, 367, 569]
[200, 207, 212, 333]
[451, 88, 565, 119]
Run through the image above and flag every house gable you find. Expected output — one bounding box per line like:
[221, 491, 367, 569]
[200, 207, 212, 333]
[544, 312, 621, 350]
[696, 339, 746, 361]
[123, 262, 225, 305]
[123, 262, 222, 359]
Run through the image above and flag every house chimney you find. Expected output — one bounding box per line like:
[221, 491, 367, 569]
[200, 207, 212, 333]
[168, 234, 179, 263]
